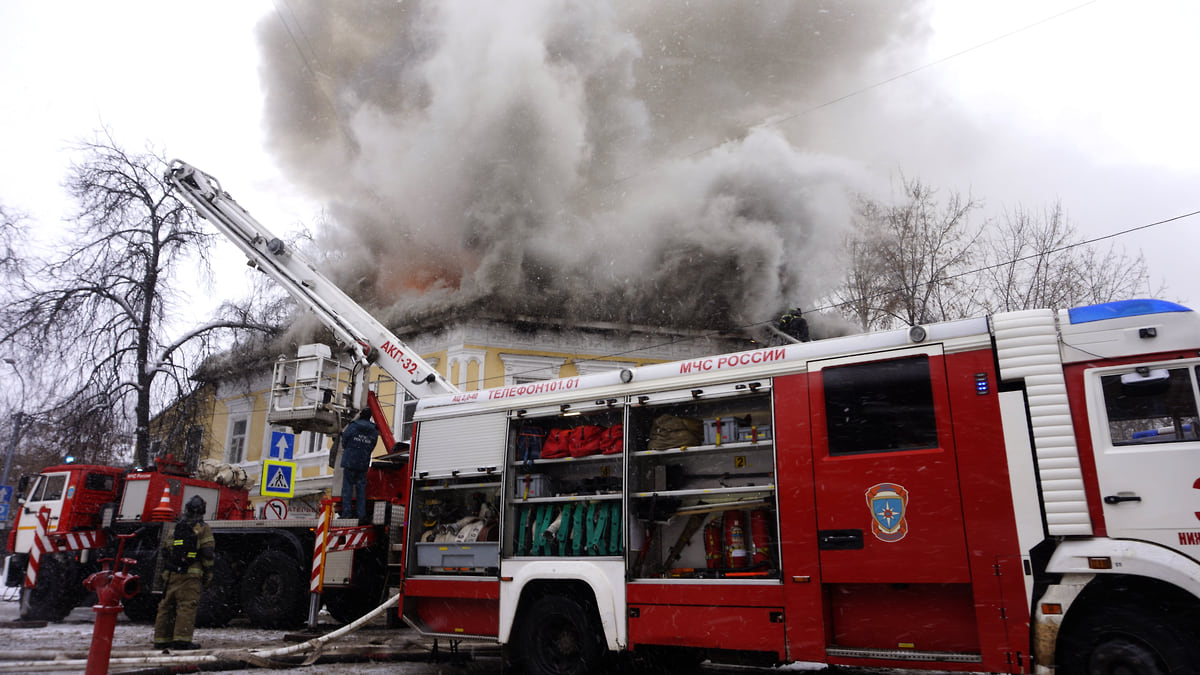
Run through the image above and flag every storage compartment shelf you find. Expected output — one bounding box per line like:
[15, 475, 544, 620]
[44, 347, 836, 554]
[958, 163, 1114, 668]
[416, 481, 502, 492]
[632, 485, 776, 499]
[513, 453, 622, 467]
[632, 440, 773, 457]
[515, 493, 623, 504]
[414, 541, 499, 570]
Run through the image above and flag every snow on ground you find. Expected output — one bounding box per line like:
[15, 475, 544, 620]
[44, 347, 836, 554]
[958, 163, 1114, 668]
[0, 586, 489, 674]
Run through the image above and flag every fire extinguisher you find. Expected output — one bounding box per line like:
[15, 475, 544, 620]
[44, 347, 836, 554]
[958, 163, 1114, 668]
[703, 520, 722, 569]
[723, 510, 747, 568]
[750, 508, 771, 566]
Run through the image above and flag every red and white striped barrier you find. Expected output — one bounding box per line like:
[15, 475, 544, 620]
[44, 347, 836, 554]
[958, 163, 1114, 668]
[310, 499, 334, 594]
[325, 526, 376, 553]
[51, 530, 104, 552]
[24, 507, 53, 589]
[24, 507, 107, 589]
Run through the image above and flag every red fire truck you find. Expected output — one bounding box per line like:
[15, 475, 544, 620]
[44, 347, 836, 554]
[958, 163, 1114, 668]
[396, 298, 1200, 674]
[164, 162, 1199, 673]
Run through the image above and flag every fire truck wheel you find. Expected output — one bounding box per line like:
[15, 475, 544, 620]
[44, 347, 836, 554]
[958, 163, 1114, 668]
[18, 555, 77, 622]
[512, 594, 605, 675]
[240, 550, 305, 628]
[121, 588, 161, 622]
[1058, 603, 1200, 675]
[323, 555, 385, 625]
[122, 534, 163, 621]
[196, 554, 238, 628]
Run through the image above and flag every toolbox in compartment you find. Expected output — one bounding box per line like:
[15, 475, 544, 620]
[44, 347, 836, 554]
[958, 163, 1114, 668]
[735, 423, 771, 442]
[703, 418, 738, 445]
[514, 473, 553, 499]
[414, 541, 500, 570]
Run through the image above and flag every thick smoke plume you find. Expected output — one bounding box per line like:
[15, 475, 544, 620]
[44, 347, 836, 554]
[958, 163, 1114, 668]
[256, 1, 929, 330]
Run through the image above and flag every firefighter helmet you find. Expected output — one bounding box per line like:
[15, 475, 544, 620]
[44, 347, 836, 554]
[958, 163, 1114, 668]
[185, 495, 207, 519]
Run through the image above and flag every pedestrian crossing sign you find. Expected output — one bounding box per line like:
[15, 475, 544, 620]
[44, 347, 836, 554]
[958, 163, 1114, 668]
[261, 460, 297, 498]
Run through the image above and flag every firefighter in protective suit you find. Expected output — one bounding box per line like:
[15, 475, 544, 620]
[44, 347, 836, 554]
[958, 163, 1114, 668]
[779, 307, 810, 342]
[153, 495, 215, 651]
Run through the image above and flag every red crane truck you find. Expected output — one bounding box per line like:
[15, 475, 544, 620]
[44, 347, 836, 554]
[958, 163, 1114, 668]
[4, 451, 409, 628]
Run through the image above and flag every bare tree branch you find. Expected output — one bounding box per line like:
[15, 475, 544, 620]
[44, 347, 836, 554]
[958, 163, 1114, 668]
[0, 131, 278, 467]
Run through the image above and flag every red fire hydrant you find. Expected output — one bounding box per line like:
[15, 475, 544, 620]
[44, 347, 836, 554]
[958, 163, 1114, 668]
[82, 533, 140, 675]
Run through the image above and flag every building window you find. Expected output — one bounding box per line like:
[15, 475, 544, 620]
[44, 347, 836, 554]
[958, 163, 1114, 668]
[298, 430, 326, 455]
[227, 418, 248, 464]
[447, 346, 487, 390]
[398, 392, 418, 444]
[499, 353, 566, 386]
[823, 355, 938, 456]
[574, 360, 636, 377]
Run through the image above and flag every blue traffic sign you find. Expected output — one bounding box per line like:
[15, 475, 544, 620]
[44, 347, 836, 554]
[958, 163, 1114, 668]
[0, 485, 13, 521]
[270, 431, 295, 460]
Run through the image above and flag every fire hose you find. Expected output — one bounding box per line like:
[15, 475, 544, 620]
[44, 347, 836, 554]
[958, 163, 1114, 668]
[0, 593, 402, 673]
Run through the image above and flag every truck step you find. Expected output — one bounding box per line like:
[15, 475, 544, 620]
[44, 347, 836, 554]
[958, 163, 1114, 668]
[825, 646, 982, 663]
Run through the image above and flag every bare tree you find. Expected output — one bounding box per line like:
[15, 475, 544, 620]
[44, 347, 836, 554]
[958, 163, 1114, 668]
[0, 204, 27, 281]
[835, 177, 983, 329]
[0, 133, 277, 468]
[979, 202, 1156, 313]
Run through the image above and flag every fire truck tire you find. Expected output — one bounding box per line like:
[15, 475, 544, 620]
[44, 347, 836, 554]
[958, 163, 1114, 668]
[240, 550, 305, 628]
[122, 531, 165, 622]
[18, 555, 77, 622]
[511, 593, 605, 675]
[1058, 603, 1200, 675]
[196, 554, 238, 628]
[121, 589, 161, 623]
[322, 555, 385, 625]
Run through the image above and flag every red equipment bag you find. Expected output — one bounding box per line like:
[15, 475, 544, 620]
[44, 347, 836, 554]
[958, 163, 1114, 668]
[568, 425, 605, 457]
[541, 428, 572, 459]
[601, 424, 624, 454]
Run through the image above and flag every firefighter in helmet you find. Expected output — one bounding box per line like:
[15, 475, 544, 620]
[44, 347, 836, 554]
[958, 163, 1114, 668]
[779, 307, 810, 342]
[153, 494, 216, 651]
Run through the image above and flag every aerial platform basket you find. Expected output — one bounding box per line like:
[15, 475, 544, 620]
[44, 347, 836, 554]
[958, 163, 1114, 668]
[267, 344, 353, 435]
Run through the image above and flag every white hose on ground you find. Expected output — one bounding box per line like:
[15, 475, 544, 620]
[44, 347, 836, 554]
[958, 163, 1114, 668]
[0, 594, 401, 673]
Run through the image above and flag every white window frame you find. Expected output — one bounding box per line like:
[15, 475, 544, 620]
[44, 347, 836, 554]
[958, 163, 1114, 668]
[499, 353, 565, 386]
[224, 396, 253, 465]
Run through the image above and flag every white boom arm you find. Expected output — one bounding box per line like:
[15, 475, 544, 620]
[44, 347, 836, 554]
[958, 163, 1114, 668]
[166, 160, 460, 402]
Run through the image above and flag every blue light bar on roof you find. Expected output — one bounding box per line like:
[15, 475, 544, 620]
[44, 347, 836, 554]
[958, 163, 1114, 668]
[1067, 299, 1192, 324]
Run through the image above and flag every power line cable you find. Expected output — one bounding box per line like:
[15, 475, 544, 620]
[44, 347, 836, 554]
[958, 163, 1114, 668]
[486, 206, 1199, 386]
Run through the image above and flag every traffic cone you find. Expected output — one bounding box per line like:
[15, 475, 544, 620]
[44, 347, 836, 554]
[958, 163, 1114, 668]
[148, 485, 176, 522]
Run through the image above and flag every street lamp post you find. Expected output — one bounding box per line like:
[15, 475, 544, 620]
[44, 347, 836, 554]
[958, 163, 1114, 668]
[2, 358, 26, 490]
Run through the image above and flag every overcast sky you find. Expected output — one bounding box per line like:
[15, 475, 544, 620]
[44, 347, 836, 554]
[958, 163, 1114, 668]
[1, 0, 1197, 331]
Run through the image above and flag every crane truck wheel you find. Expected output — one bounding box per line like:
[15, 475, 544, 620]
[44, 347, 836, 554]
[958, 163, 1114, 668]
[122, 531, 165, 622]
[121, 588, 161, 623]
[196, 554, 239, 628]
[19, 554, 79, 622]
[239, 550, 305, 628]
[511, 593, 606, 675]
[1058, 602, 1200, 675]
[322, 555, 385, 625]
